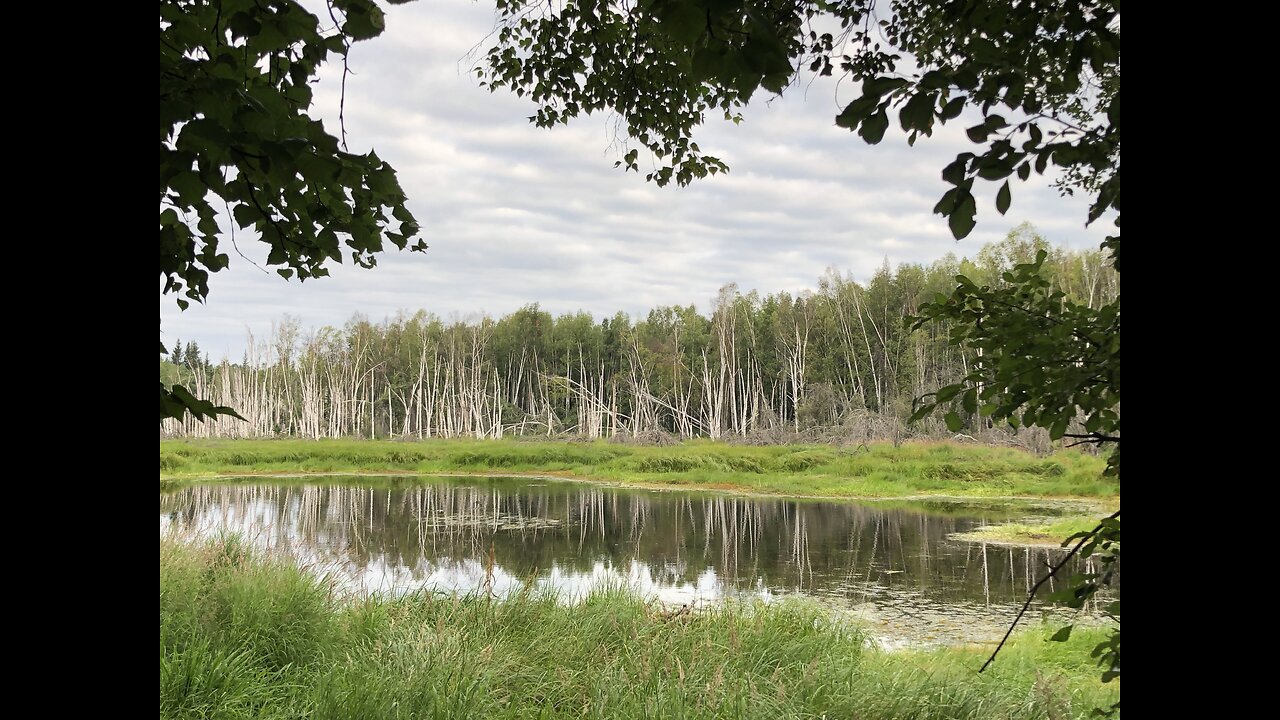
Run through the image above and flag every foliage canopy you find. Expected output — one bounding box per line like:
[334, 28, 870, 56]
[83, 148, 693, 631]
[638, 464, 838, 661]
[160, 0, 424, 421]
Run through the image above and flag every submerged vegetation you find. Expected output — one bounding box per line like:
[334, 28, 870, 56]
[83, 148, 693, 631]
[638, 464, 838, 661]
[161, 537, 1118, 719]
[160, 438, 1116, 501]
[953, 517, 1108, 547]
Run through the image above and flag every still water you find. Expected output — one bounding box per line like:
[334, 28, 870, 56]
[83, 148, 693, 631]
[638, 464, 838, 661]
[160, 476, 1116, 647]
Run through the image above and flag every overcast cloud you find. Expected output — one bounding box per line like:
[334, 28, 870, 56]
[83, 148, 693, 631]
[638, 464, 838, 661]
[160, 1, 1111, 361]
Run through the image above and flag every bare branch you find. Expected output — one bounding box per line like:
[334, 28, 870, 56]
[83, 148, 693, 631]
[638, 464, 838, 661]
[979, 509, 1120, 673]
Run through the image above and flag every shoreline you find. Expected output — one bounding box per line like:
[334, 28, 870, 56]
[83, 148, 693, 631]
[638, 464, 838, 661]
[160, 438, 1118, 547]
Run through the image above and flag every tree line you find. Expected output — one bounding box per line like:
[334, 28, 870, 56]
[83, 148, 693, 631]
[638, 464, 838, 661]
[161, 225, 1117, 446]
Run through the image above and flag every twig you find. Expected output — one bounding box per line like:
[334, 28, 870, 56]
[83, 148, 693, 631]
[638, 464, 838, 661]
[223, 192, 269, 275]
[1063, 432, 1120, 443]
[325, 1, 351, 151]
[979, 509, 1120, 673]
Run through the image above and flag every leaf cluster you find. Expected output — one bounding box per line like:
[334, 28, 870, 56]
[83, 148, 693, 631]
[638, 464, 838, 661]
[910, 250, 1119, 446]
[160, 0, 424, 421]
[481, 0, 810, 186]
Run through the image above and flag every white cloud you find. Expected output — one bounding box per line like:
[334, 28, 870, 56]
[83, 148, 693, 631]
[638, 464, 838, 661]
[160, 1, 1112, 362]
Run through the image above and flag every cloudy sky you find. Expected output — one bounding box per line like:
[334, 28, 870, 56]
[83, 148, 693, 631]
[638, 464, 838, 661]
[161, 1, 1111, 362]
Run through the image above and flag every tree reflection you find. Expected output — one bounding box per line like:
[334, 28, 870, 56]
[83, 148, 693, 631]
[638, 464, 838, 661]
[161, 479, 1116, 616]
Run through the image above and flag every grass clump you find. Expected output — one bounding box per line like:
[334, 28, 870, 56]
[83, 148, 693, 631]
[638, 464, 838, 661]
[160, 454, 187, 471]
[161, 537, 1119, 719]
[626, 452, 765, 474]
[777, 449, 838, 471]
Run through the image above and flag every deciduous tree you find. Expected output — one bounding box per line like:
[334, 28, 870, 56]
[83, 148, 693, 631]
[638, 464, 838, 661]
[160, 0, 425, 421]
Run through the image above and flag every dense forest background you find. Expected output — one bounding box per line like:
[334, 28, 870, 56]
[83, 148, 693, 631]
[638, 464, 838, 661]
[161, 225, 1117, 449]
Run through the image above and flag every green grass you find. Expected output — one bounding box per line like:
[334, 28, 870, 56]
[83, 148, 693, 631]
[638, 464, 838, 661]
[161, 537, 1119, 719]
[160, 438, 1117, 501]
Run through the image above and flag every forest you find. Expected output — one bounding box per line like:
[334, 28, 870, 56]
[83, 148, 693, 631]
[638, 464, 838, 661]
[162, 225, 1117, 447]
[161, 0, 1121, 712]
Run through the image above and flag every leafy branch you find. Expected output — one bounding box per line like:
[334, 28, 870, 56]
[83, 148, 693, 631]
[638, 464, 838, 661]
[979, 509, 1120, 673]
[160, 0, 424, 423]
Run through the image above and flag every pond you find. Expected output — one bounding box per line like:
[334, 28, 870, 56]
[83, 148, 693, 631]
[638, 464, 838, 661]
[160, 475, 1117, 648]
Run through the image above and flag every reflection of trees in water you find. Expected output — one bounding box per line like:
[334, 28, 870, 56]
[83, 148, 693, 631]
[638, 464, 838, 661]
[161, 483, 1117, 608]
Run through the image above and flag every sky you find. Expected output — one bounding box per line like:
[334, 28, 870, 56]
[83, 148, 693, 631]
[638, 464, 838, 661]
[160, 1, 1112, 362]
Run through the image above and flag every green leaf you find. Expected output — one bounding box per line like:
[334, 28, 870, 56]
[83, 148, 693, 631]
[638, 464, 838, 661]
[909, 405, 936, 424]
[344, 3, 386, 41]
[995, 181, 1011, 215]
[920, 71, 949, 90]
[859, 107, 890, 144]
[836, 97, 877, 129]
[947, 191, 977, 239]
[933, 188, 958, 215]
[939, 97, 965, 121]
[936, 384, 962, 403]
[1051, 625, 1073, 642]
[1035, 151, 1050, 174]
[232, 203, 261, 230]
[213, 405, 248, 421]
[691, 48, 725, 83]
[862, 76, 909, 97]
[659, 1, 706, 46]
[944, 412, 963, 432]
[1049, 416, 1069, 440]
[941, 155, 973, 185]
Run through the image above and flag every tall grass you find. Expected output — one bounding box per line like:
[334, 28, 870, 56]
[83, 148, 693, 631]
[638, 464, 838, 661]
[160, 438, 1117, 500]
[160, 538, 1119, 719]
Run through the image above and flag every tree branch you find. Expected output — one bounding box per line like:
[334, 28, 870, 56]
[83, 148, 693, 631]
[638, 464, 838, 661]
[1063, 432, 1120, 443]
[325, 0, 352, 151]
[979, 509, 1120, 674]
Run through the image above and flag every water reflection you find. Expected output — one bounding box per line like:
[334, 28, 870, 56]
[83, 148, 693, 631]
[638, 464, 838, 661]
[160, 478, 1117, 646]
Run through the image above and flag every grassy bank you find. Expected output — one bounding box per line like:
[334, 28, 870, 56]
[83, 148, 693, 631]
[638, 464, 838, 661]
[161, 538, 1118, 719]
[160, 438, 1116, 501]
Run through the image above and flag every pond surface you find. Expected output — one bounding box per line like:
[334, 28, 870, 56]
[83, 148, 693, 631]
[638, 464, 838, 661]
[159, 476, 1117, 648]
